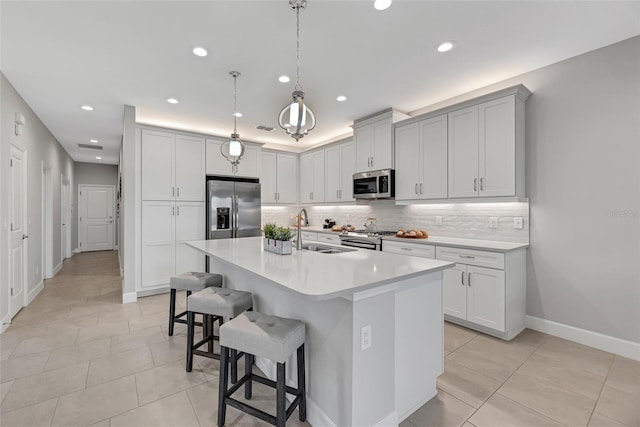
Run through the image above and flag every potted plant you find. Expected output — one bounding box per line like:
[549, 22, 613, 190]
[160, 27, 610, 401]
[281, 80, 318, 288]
[263, 224, 292, 255]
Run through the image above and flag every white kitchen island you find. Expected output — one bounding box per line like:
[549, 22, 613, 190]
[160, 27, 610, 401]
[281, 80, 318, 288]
[187, 237, 454, 427]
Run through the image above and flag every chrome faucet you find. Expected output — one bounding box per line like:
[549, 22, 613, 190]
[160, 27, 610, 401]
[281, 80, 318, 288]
[296, 208, 309, 250]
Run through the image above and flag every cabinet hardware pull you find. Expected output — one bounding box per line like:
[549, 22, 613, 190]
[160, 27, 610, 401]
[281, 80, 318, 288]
[461, 271, 465, 285]
[480, 178, 483, 191]
[473, 178, 477, 191]
[420, 183, 423, 194]
[177, 206, 180, 216]
[177, 187, 180, 197]
[460, 255, 475, 259]
[337, 189, 339, 198]
[468, 272, 472, 286]
[172, 206, 175, 216]
[371, 157, 374, 167]
[415, 183, 418, 194]
[172, 187, 175, 197]
[401, 247, 412, 251]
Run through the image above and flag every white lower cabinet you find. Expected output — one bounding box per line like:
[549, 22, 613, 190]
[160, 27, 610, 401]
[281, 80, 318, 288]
[382, 240, 435, 258]
[316, 233, 341, 245]
[141, 201, 205, 289]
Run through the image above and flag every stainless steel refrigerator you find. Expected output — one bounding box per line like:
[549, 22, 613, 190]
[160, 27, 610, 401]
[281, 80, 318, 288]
[206, 176, 261, 239]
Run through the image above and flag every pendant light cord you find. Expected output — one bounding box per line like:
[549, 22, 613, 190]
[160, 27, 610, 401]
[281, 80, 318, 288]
[233, 73, 238, 134]
[295, 4, 301, 92]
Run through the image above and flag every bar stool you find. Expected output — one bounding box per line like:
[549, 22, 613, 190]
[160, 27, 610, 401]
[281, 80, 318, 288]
[186, 287, 253, 381]
[218, 311, 306, 427]
[168, 272, 222, 336]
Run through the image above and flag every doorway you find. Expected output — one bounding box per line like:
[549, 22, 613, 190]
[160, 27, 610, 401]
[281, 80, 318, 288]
[9, 144, 28, 318]
[78, 185, 115, 252]
[61, 177, 71, 259]
[42, 165, 53, 278]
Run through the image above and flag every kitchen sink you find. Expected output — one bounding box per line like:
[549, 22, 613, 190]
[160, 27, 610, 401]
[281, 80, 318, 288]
[300, 243, 356, 254]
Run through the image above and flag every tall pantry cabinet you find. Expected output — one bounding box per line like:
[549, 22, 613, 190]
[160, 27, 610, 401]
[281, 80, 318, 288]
[140, 129, 206, 290]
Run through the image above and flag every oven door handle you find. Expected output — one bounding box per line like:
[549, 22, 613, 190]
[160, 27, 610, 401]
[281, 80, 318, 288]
[340, 239, 378, 250]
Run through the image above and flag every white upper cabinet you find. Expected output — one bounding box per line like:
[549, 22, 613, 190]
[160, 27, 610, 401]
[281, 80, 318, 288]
[354, 110, 408, 172]
[448, 94, 525, 199]
[261, 151, 298, 204]
[300, 150, 325, 203]
[325, 140, 356, 203]
[395, 114, 448, 201]
[206, 138, 261, 178]
[141, 129, 205, 201]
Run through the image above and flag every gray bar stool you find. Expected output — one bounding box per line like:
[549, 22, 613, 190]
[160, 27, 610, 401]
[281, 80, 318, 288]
[168, 272, 222, 336]
[218, 312, 306, 427]
[186, 287, 253, 381]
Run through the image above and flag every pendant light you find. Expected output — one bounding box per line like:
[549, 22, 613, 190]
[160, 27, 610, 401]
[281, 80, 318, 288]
[278, 0, 316, 141]
[221, 71, 245, 174]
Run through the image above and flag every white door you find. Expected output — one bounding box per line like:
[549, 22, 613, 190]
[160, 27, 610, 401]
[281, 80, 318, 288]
[340, 141, 356, 201]
[466, 266, 506, 331]
[311, 150, 325, 202]
[443, 263, 467, 320]
[260, 151, 277, 204]
[448, 105, 479, 198]
[299, 152, 314, 203]
[79, 185, 115, 252]
[175, 202, 205, 274]
[236, 145, 260, 178]
[420, 114, 449, 199]
[354, 125, 372, 172]
[276, 153, 298, 204]
[394, 123, 420, 200]
[175, 135, 205, 201]
[325, 145, 341, 203]
[141, 201, 175, 287]
[9, 145, 27, 318]
[61, 179, 69, 259]
[372, 118, 393, 170]
[141, 129, 175, 201]
[479, 95, 516, 197]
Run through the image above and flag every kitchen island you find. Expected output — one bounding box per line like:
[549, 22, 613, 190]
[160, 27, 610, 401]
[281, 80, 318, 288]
[187, 237, 454, 427]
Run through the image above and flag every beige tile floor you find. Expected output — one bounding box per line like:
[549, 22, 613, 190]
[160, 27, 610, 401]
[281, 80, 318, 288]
[0, 251, 638, 427]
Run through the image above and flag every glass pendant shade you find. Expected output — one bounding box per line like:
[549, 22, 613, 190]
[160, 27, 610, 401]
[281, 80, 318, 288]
[229, 138, 242, 156]
[221, 71, 245, 174]
[278, 90, 316, 141]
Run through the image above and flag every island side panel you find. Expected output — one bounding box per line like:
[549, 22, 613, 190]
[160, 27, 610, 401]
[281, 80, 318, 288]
[209, 257, 355, 427]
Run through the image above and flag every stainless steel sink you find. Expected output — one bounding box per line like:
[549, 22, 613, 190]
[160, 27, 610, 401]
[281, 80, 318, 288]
[300, 243, 356, 254]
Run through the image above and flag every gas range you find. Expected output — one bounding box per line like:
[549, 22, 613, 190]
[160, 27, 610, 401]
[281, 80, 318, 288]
[339, 230, 397, 251]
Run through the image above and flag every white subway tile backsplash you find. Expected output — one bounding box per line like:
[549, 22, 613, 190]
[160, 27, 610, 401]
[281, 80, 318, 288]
[261, 202, 529, 243]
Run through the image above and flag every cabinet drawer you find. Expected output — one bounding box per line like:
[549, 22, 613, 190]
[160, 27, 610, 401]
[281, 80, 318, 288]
[299, 231, 318, 241]
[317, 233, 341, 244]
[436, 246, 504, 269]
[382, 240, 435, 258]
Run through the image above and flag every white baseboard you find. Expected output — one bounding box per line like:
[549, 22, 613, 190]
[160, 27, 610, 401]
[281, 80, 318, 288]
[0, 312, 11, 333]
[73, 248, 80, 254]
[122, 291, 137, 304]
[373, 411, 398, 427]
[52, 261, 63, 276]
[28, 280, 44, 304]
[526, 315, 640, 361]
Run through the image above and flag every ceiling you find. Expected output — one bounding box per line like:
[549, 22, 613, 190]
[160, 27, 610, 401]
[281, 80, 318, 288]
[2, 1, 638, 165]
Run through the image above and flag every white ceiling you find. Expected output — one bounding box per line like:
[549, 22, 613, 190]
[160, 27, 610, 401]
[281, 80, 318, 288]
[2, 1, 638, 165]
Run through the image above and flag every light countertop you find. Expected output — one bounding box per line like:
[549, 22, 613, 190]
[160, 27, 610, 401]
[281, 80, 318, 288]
[187, 237, 454, 300]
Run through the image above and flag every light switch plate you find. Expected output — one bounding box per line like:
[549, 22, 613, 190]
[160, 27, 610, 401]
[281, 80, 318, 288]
[514, 217, 523, 229]
[361, 325, 372, 351]
[489, 217, 498, 228]
[436, 216, 443, 226]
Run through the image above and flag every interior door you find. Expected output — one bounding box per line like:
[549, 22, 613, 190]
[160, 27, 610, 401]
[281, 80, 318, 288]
[9, 145, 26, 318]
[79, 185, 114, 251]
[61, 179, 68, 259]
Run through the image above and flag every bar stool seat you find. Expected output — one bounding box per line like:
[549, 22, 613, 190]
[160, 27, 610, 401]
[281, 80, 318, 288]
[218, 312, 306, 427]
[168, 272, 222, 336]
[186, 287, 253, 375]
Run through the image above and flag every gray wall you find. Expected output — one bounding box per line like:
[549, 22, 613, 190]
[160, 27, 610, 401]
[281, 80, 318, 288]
[73, 162, 118, 250]
[121, 105, 136, 299]
[413, 36, 640, 343]
[0, 72, 75, 324]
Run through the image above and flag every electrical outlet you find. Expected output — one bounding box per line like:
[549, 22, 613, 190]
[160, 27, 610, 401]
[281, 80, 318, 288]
[361, 325, 372, 351]
[514, 217, 523, 229]
[489, 217, 498, 228]
[436, 216, 443, 225]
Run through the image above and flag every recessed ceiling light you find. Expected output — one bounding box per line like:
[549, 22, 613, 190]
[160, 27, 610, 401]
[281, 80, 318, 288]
[166, 98, 179, 104]
[81, 105, 93, 111]
[192, 47, 208, 57]
[90, 139, 98, 143]
[96, 156, 102, 160]
[232, 112, 243, 117]
[336, 95, 347, 102]
[374, 0, 392, 10]
[437, 41, 456, 53]
[278, 75, 290, 83]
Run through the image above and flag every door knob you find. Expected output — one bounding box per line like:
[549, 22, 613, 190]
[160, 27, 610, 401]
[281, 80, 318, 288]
[22, 234, 28, 240]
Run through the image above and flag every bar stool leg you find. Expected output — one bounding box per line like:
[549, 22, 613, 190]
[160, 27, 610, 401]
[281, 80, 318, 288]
[297, 344, 306, 421]
[206, 315, 214, 353]
[231, 350, 238, 383]
[218, 346, 230, 427]
[244, 354, 254, 399]
[168, 289, 177, 336]
[276, 362, 286, 427]
[186, 311, 195, 372]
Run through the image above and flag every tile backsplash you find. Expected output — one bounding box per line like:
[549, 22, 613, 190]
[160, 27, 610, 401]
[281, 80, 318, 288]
[262, 202, 529, 243]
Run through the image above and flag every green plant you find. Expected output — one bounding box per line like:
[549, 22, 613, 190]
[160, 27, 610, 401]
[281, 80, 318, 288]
[263, 223, 277, 240]
[274, 226, 292, 241]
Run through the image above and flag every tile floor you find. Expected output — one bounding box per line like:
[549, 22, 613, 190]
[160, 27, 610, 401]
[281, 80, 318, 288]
[0, 251, 638, 427]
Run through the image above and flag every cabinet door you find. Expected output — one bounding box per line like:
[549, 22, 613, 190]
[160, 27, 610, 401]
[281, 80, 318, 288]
[443, 263, 467, 320]
[276, 153, 298, 204]
[175, 202, 205, 274]
[141, 130, 174, 201]
[325, 145, 341, 203]
[340, 141, 356, 201]
[372, 118, 393, 169]
[299, 152, 314, 203]
[205, 138, 230, 175]
[395, 123, 421, 200]
[448, 106, 479, 198]
[175, 135, 205, 201]
[354, 125, 372, 172]
[479, 96, 516, 197]
[141, 201, 174, 288]
[466, 266, 505, 331]
[420, 115, 448, 199]
[236, 145, 260, 178]
[312, 150, 325, 202]
[260, 151, 277, 204]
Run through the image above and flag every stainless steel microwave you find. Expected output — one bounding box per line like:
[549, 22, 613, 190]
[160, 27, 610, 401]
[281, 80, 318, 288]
[353, 169, 395, 200]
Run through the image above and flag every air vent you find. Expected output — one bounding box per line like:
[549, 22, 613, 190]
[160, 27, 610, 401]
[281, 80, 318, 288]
[255, 125, 275, 132]
[78, 144, 103, 150]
